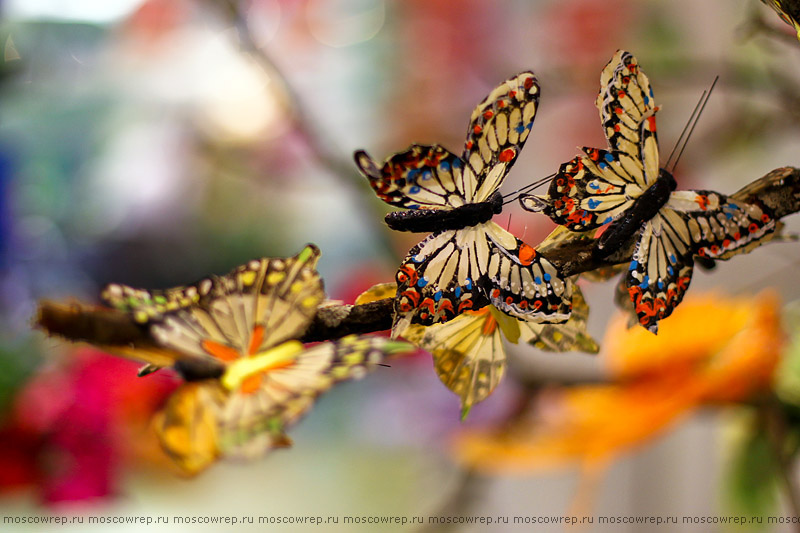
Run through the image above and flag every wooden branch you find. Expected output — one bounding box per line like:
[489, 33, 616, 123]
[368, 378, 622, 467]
[34, 167, 800, 358]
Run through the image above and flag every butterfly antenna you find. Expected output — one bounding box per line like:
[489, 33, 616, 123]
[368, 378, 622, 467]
[506, 213, 513, 231]
[663, 89, 706, 170]
[665, 76, 719, 173]
[502, 173, 556, 205]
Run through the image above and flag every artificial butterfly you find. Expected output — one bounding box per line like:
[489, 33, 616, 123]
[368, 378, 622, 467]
[520, 50, 777, 333]
[354, 71, 572, 335]
[358, 277, 598, 419]
[102, 245, 410, 474]
[761, 0, 800, 39]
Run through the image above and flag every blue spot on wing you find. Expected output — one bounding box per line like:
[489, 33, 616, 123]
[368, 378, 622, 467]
[603, 216, 613, 224]
[439, 161, 450, 171]
[433, 290, 442, 301]
[543, 273, 551, 281]
[640, 275, 650, 289]
[417, 278, 428, 288]
[409, 186, 421, 193]
[534, 276, 542, 284]
[455, 287, 462, 297]
[657, 280, 664, 289]
[667, 265, 674, 276]
[587, 199, 602, 209]
[599, 162, 608, 170]
[515, 123, 526, 134]
[465, 278, 472, 289]
[604, 153, 614, 162]
[629, 260, 638, 271]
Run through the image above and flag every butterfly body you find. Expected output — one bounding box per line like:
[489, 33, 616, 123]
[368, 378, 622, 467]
[384, 190, 503, 233]
[595, 169, 677, 257]
[356, 72, 573, 332]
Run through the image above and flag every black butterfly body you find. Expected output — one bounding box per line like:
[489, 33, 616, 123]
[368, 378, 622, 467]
[383, 188, 503, 233]
[594, 169, 677, 257]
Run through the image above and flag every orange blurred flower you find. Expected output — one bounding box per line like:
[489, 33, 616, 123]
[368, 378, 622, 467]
[455, 291, 784, 474]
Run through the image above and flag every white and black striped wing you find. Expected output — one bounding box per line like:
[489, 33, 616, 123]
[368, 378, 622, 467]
[625, 206, 695, 334]
[462, 71, 540, 202]
[392, 228, 492, 333]
[521, 150, 645, 231]
[481, 223, 572, 324]
[596, 49, 659, 187]
[520, 50, 657, 230]
[355, 145, 470, 210]
[667, 190, 778, 260]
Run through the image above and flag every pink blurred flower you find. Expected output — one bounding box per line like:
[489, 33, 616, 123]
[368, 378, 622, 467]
[4, 348, 177, 505]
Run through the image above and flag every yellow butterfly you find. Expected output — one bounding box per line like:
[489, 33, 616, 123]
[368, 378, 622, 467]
[357, 270, 598, 419]
[102, 245, 410, 474]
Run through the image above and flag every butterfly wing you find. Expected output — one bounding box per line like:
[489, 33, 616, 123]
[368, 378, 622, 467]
[215, 335, 403, 459]
[625, 207, 695, 334]
[156, 335, 409, 474]
[354, 282, 397, 305]
[393, 223, 573, 332]
[481, 222, 573, 323]
[668, 191, 778, 260]
[519, 284, 599, 353]
[522, 150, 646, 231]
[761, 0, 800, 39]
[404, 307, 506, 418]
[356, 71, 540, 210]
[101, 278, 213, 324]
[521, 50, 656, 230]
[624, 190, 777, 333]
[596, 50, 660, 186]
[462, 71, 540, 202]
[154, 381, 236, 475]
[148, 246, 325, 365]
[393, 229, 492, 333]
[355, 145, 469, 209]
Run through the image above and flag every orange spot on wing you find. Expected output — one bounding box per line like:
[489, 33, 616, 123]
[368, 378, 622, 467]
[240, 373, 263, 394]
[202, 340, 241, 362]
[248, 325, 265, 355]
[518, 243, 536, 265]
[482, 314, 498, 335]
